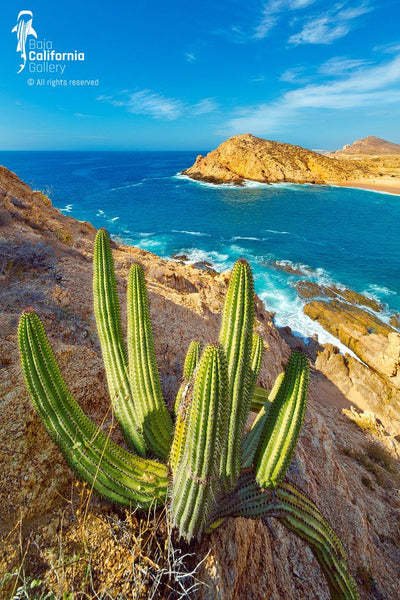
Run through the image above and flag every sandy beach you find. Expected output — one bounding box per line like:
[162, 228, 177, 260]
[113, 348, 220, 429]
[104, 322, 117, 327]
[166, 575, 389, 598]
[334, 178, 400, 195]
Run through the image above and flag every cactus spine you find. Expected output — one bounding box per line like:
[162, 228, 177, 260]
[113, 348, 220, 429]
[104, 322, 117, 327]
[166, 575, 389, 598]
[127, 263, 173, 459]
[171, 344, 228, 541]
[18, 311, 168, 507]
[218, 259, 255, 491]
[255, 351, 309, 488]
[18, 228, 359, 599]
[93, 229, 146, 455]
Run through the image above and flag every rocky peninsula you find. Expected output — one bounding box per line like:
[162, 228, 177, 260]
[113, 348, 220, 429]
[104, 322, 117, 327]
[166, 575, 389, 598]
[1, 165, 400, 599]
[182, 133, 400, 194]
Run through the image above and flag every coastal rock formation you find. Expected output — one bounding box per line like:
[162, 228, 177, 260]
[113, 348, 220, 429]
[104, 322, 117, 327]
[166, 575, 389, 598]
[182, 134, 370, 185]
[303, 299, 400, 388]
[295, 280, 383, 313]
[1, 165, 400, 599]
[333, 135, 400, 156]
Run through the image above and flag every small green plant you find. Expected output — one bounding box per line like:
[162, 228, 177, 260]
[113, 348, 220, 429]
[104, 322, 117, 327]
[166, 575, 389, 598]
[19, 229, 359, 599]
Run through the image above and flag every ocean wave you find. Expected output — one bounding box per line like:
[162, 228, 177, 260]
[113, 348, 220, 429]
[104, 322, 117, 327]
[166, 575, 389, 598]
[109, 182, 143, 191]
[174, 173, 237, 188]
[364, 284, 397, 298]
[266, 229, 290, 235]
[174, 248, 230, 268]
[60, 204, 73, 213]
[232, 235, 261, 241]
[329, 184, 399, 197]
[172, 229, 211, 237]
[258, 288, 357, 357]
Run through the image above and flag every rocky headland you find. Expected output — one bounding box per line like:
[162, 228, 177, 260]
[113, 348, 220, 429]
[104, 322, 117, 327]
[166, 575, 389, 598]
[1, 165, 400, 599]
[182, 133, 400, 194]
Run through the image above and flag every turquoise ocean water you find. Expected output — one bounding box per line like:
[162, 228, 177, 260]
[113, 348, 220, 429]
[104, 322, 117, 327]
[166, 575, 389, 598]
[1, 151, 399, 349]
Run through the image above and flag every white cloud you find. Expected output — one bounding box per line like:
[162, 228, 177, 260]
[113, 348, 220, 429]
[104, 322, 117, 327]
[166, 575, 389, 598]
[250, 74, 266, 82]
[98, 90, 218, 121]
[279, 66, 308, 83]
[252, 0, 318, 40]
[374, 41, 400, 54]
[218, 0, 318, 43]
[192, 98, 219, 115]
[185, 52, 197, 62]
[98, 90, 184, 120]
[222, 54, 400, 135]
[289, 3, 372, 45]
[319, 57, 372, 75]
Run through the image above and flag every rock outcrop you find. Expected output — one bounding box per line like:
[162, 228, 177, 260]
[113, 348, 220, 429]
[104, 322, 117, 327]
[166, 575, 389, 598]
[333, 135, 400, 156]
[291, 280, 400, 434]
[182, 134, 370, 185]
[304, 299, 400, 388]
[1, 165, 400, 599]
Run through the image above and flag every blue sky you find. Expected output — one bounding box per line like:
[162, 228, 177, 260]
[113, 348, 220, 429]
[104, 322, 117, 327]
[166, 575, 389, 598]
[1, 0, 399, 150]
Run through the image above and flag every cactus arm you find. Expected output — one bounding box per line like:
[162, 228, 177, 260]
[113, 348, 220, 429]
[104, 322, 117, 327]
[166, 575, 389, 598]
[18, 311, 168, 508]
[242, 373, 285, 469]
[250, 385, 271, 413]
[171, 344, 229, 541]
[93, 229, 146, 455]
[255, 351, 309, 488]
[249, 333, 264, 393]
[218, 259, 255, 492]
[174, 340, 202, 415]
[212, 474, 359, 600]
[127, 263, 173, 459]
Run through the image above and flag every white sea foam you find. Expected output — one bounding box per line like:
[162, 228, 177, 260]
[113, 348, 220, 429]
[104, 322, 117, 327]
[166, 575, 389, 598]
[232, 236, 261, 241]
[175, 173, 311, 191]
[258, 287, 357, 357]
[60, 204, 73, 213]
[329, 184, 399, 197]
[266, 229, 290, 235]
[174, 173, 237, 188]
[109, 216, 120, 222]
[176, 247, 230, 269]
[110, 182, 143, 191]
[363, 283, 396, 298]
[172, 229, 210, 237]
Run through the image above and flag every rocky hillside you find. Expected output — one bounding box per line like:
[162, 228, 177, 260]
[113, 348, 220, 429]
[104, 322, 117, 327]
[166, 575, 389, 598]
[333, 136, 400, 156]
[1, 165, 400, 599]
[182, 134, 370, 185]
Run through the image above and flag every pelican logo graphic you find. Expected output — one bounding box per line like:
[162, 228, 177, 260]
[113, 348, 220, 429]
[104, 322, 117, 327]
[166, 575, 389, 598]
[12, 10, 37, 73]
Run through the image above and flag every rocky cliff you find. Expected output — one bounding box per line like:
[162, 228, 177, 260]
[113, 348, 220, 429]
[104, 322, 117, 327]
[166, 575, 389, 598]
[1, 165, 400, 599]
[182, 134, 370, 185]
[333, 136, 400, 156]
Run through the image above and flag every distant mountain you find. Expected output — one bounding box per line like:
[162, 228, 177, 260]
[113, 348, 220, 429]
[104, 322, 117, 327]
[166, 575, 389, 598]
[333, 136, 400, 155]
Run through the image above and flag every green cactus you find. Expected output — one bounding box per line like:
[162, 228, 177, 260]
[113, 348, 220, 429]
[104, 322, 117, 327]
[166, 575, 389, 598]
[18, 228, 359, 600]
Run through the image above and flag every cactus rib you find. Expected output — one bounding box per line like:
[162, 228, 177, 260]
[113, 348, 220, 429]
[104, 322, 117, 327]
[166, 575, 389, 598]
[127, 263, 173, 459]
[218, 259, 254, 492]
[213, 473, 358, 600]
[174, 340, 202, 415]
[93, 229, 146, 455]
[242, 373, 285, 469]
[19, 311, 168, 508]
[255, 351, 309, 488]
[171, 344, 228, 541]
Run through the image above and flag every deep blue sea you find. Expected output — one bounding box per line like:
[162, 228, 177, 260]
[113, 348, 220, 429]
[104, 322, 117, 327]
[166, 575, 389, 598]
[1, 151, 399, 349]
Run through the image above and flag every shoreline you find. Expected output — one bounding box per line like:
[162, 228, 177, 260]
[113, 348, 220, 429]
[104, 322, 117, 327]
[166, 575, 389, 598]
[332, 179, 400, 196]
